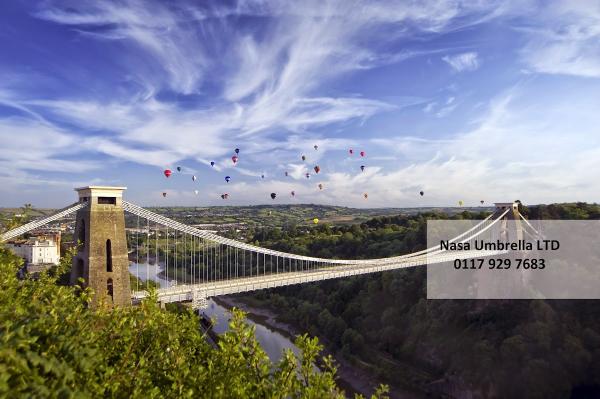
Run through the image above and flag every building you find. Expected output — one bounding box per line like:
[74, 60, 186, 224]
[7, 232, 61, 266]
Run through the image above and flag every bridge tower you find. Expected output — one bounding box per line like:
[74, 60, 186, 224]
[70, 186, 131, 307]
[493, 202, 524, 241]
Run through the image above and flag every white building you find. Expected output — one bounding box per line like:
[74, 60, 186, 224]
[7, 236, 60, 265]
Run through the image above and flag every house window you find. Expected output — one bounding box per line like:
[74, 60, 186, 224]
[106, 239, 113, 272]
[98, 197, 116, 205]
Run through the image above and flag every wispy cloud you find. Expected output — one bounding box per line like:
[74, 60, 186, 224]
[442, 52, 480, 72]
[35, 0, 208, 94]
[519, 1, 600, 78]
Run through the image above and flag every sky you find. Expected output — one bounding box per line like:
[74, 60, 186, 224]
[1, 0, 599, 208]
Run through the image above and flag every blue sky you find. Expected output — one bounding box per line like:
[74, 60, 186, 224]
[1, 0, 599, 208]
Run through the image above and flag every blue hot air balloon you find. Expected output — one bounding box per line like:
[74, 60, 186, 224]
[225, 176, 231, 183]
[210, 161, 215, 167]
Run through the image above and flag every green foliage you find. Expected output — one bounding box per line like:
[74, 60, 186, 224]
[0, 246, 388, 398]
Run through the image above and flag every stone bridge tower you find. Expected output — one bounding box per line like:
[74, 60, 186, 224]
[70, 186, 131, 307]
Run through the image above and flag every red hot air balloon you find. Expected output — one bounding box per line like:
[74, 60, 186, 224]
[232, 155, 239, 164]
[221, 193, 229, 199]
[314, 165, 320, 174]
[164, 169, 172, 178]
[349, 149, 354, 155]
[360, 151, 365, 157]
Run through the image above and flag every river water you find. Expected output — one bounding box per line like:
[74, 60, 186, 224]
[129, 262, 300, 363]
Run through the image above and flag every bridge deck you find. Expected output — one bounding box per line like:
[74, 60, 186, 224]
[133, 250, 503, 303]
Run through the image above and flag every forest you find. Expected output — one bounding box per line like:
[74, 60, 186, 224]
[237, 203, 600, 398]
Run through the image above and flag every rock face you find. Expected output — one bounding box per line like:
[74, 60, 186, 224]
[70, 186, 131, 307]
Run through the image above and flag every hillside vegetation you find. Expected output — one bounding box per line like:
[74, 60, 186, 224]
[240, 203, 600, 398]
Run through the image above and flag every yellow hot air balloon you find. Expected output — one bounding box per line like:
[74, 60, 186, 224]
[458, 200, 464, 206]
[313, 218, 319, 224]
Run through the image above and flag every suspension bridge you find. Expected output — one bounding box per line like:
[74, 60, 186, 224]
[1, 186, 533, 308]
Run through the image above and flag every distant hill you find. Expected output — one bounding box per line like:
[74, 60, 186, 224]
[123, 204, 494, 229]
[1, 204, 493, 232]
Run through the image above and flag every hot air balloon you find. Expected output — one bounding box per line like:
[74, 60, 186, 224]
[162, 192, 167, 197]
[164, 169, 172, 178]
[261, 174, 265, 179]
[194, 190, 199, 195]
[225, 176, 231, 183]
[232, 155, 239, 164]
[318, 183, 323, 190]
[420, 191, 424, 196]
[314, 165, 320, 174]
[458, 200, 464, 206]
[269, 211, 272, 216]
[270, 193, 277, 200]
[349, 149, 354, 155]
[480, 200, 484, 204]
[360, 151, 365, 157]
[291, 191, 295, 197]
[305, 173, 310, 179]
[192, 175, 197, 181]
[235, 148, 240, 154]
[363, 193, 368, 199]
[177, 166, 182, 172]
[360, 165, 365, 172]
[221, 193, 229, 199]
[210, 161, 215, 167]
[285, 171, 288, 177]
[314, 144, 318, 150]
[301, 155, 306, 161]
[313, 218, 319, 224]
